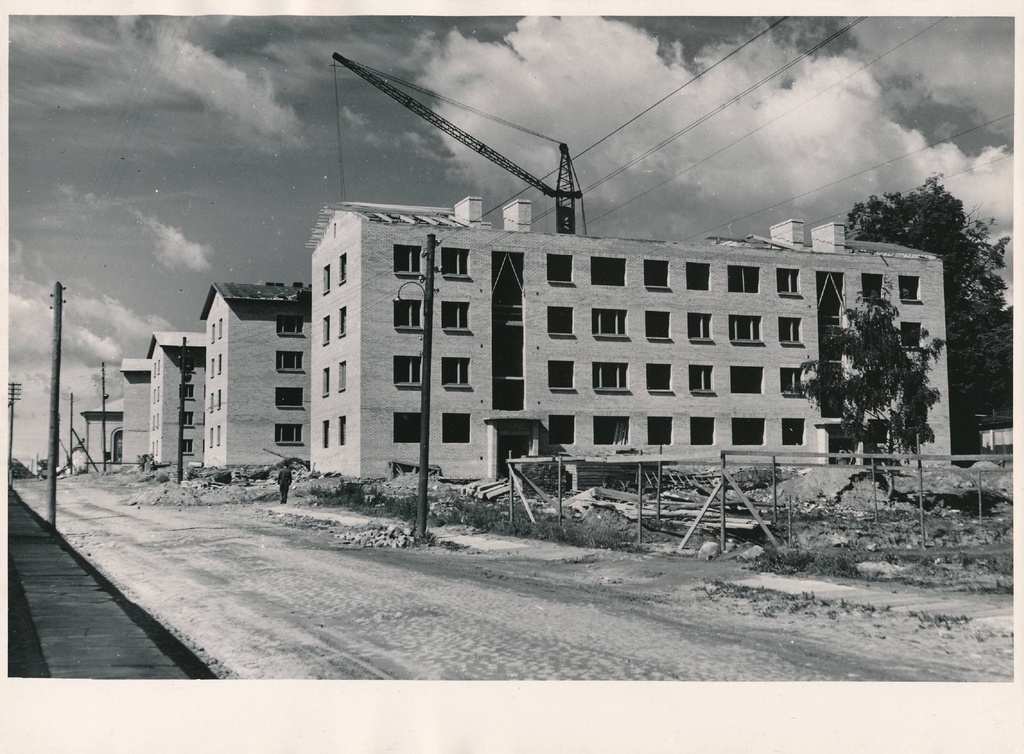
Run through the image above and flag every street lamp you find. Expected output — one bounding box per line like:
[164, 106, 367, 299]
[394, 234, 437, 539]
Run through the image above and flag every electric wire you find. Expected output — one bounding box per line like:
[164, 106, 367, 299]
[682, 112, 1013, 241]
[586, 17, 947, 228]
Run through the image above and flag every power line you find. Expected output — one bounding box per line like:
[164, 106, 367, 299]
[587, 17, 947, 228]
[682, 113, 1013, 241]
[483, 16, 792, 220]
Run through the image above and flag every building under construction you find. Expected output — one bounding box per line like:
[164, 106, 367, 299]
[307, 196, 950, 480]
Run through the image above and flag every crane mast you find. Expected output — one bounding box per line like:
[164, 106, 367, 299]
[332, 52, 583, 234]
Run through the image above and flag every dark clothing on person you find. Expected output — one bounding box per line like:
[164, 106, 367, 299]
[278, 467, 292, 505]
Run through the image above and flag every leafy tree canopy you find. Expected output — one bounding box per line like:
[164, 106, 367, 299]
[802, 290, 944, 453]
[847, 176, 1011, 452]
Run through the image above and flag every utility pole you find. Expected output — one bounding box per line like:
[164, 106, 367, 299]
[47, 281, 64, 527]
[101, 362, 107, 472]
[415, 234, 436, 539]
[177, 337, 188, 484]
[68, 393, 74, 473]
[8, 382, 22, 487]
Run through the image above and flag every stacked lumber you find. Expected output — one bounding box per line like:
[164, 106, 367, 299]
[461, 479, 510, 500]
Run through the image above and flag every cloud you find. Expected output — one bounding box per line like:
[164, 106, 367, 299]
[9, 17, 304, 152]
[134, 212, 213, 271]
[7, 275, 173, 463]
[409, 17, 1011, 246]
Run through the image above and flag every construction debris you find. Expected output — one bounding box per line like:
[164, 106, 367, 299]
[334, 523, 414, 549]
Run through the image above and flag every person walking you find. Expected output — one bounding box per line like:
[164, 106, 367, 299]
[277, 465, 292, 505]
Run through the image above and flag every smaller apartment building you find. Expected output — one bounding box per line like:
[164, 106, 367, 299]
[309, 198, 950, 479]
[146, 332, 206, 464]
[200, 282, 312, 466]
[120, 358, 152, 463]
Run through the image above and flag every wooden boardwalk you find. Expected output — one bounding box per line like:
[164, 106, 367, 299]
[7, 491, 214, 679]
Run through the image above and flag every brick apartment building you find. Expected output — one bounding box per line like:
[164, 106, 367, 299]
[307, 197, 949, 479]
[120, 358, 152, 463]
[199, 282, 312, 466]
[146, 331, 206, 464]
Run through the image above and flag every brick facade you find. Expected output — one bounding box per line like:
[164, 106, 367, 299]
[200, 283, 312, 466]
[119, 358, 151, 464]
[310, 201, 950, 479]
[146, 333, 206, 464]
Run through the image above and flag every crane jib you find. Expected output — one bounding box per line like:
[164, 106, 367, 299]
[332, 51, 582, 233]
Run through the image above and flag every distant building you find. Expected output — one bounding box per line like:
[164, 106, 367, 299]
[80, 399, 124, 468]
[120, 358, 152, 463]
[146, 332, 206, 464]
[306, 199, 951, 479]
[199, 282, 312, 466]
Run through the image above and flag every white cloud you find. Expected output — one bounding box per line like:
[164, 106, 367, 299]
[135, 212, 213, 271]
[411, 17, 1011, 247]
[174, 38, 305, 150]
[7, 275, 174, 463]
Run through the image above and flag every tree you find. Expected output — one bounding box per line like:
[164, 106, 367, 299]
[802, 288, 945, 454]
[847, 176, 1012, 453]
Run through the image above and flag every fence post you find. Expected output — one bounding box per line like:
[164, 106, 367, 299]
[508, 454, 514, 525]
[787, 494, 793, 548]
[977, 466, 983, 521]
[556, 455, 563, 526]
[636, 462, 643, 546]
[871, 457, 878, 524]
[719, 451, 727, 552]
[916, 437, 925, 549]
[771, 454, 778, 523]
[655, 459, 662, 525]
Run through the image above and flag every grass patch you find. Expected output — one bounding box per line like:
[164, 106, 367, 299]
[753, 548, 861, 579]
[310, 481, 640, 551]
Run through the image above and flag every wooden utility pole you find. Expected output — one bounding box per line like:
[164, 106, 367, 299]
[68, 393, 74, 472]
[177, 337, 187, 483]
[8, 382, 22, 487]
[47, 282, 64, 527]
[415, 234, 436, 539]
[101, 362, 107, 472]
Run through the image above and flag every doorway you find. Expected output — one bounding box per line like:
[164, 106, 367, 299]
[496, 434, 530, 478]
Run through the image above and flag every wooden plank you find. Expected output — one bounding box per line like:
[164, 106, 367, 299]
[517, 471, 555, 506]
[509, 469, 537, 523]
[678, 479, 723, 551]
[721, 470, 780, 548]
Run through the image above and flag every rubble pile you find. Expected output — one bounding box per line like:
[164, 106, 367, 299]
[335, 524, 415, 548]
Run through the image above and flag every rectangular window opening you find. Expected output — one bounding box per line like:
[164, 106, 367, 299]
[442, 413, 471, 443]
[394, 300, 421, 329]
[645, 311, 670, 339]
[338, 416, 347, 446]
[593, 362, 627, 390]
[441, 247, 469, 276]
[777, 268, 799, 294]
[441, 301, 470, 330]
[547, 254, 573, 283]
[730, 366, 763, 394]
[689, 365, 713, 393]
[779, 317, 801, 343]
[548, 360, 574, 389]
[591, 257, 626, 286]
[338, 361, 347, 392]
[548, 415, 575, 445]
[394, 244, 421, 274]
[275, 424, 302, 444]
[782, 418, 805, 446]
[688, 312, 712, 340]
[728, 265, 760, 293]
[780, 367, 803, 396]
[647, 416, 672, 446]
[644, 259, 669, 287]
[732, 418, 765, 446]
[393, 355, 422, 385]
[393, 412, 421, 443]
[276, 314, 303, 335]
[862, 273, 883, 299]
[899, 275, 920, 301]
[594, 416, 629, 445]
[646, 363, 671, 391]
[547, 306, 574, 335]
[729, 315, 761, 342]
[592, 308, 626, 336]
[276, 351, 303, 371]
[686, 262, 710, 291]
[441, 357, 470, 385]
[275, 387, 303, 407]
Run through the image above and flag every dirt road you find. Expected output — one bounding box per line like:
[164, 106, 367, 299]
[13, 477, 1012, 681]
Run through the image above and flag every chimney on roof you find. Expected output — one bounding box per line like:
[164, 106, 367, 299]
[292, 282, 304, 288]
[770, 219, 805, 248]
[502, 199, 532, 232]
[811, 222, 846, 253]
[454, 196, 483, 226]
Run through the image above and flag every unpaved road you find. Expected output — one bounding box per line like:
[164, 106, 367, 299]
[14, 477, 1012, 681]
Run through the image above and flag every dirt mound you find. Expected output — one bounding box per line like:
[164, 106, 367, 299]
[128, 482, 203, 507]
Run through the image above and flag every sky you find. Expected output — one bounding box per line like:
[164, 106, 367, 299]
[5, 12, 1016, 465]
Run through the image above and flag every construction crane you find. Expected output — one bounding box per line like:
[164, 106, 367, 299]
[332, 52, 584, 234]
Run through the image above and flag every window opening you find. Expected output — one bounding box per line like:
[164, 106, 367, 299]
[645, 311, 670, 339]
[594, 416, 629, 445]
[688, 312, 712, 340]
[548, 415, 575, 445]
[547, 306, 574, 334]
[591, 257, 626, 286]
[393, 412, 420, 443]
[647, 417, 672, 445]
[593, 362, 627, 390]
[547, 361, 574, 389]
[393, 356, 422, 385]
[646, 364, 671, 391]
[730, 366, 763, 394]
[644, 259, 669, 287]
[442, 413, 471, 443]
[592, 308, 626, 336]
[689, 365, 713, 392]
[686, 263, 710, 290]
[732, 418, 765, 445]
[729, 315, 761, 342]
[727, 265, 759, 293]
